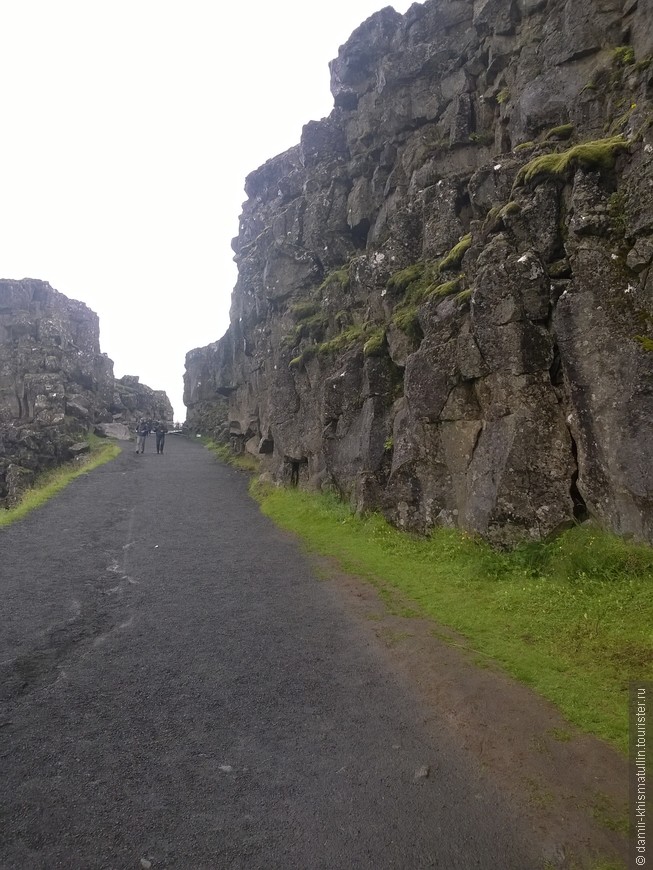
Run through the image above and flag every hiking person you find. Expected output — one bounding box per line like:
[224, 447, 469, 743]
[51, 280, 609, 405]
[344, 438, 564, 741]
[135, 419, 149, 454]
[155, 420, 168, 454]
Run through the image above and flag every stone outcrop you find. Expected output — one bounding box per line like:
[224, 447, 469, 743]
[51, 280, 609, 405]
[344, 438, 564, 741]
[0, 279, 172, 506]
[185, 0, 653, 546]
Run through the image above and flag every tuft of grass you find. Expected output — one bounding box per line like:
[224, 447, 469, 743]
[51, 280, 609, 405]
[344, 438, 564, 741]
[318, 324, 365, 356]
[287, 313, 328, 347]
[391, 307, 422, 340]
[514, 141, 536, 152]
[289, 344, 318, 370]
[427, 275, 464, 299]
[544, 123, 574, 141]
[547, 727, 573, 742]
[252, 484, 653, 755]
[468, 132, 494, 145]
[455, 287, 473, 304]
[514, 135, 629, 187]
[386, 262, 428, 295]
[203, 439, 261, 473]
[0, 437, 121, 527]
[363, 327, 386, 357]
[500, 201, 521, 218]
[497, 87, 510, 104]
[438, 235, 472, 272]
[290, 300, 321, 320]
[591, 792, 629, 835]
[319, 267, 350, 294]
[634, 334, 653, 351]
[612, 45, 635, 67]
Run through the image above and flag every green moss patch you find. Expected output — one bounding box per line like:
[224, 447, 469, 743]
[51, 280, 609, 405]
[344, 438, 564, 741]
[253, 484, 653, 755]
[319, 267, 350, 294]
[612, 45, 635, 67]
[634, 334, 653, 352]
[427, 275, 464, 299]
[514, 135, 629, 188]
[363, 327, 387, 357]
[438, 235, 472, 272]
[544, 123, 574, 141]
[392, 307, 422, 340]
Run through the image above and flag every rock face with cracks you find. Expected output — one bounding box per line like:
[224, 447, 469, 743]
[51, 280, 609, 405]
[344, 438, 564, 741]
[0, 279, 172, 506]
[185, 0, 653, 546]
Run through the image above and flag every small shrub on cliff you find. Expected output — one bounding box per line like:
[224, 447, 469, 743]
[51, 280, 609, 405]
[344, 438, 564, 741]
[514, 135, 629, 187]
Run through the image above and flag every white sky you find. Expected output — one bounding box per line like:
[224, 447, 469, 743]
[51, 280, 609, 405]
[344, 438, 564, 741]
[0, 0, 412, 422]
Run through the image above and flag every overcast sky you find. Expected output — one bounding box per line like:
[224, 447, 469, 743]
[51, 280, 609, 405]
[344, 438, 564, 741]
[0, 0, 412, 421]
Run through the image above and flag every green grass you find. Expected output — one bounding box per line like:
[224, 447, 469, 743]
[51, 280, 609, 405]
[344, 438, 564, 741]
[391, 306, 422, 339]
[204, 439, 261, 473]
[319, 267, 350, 294]
[0, 435, 121, 527]
[612, 45, 635, 67]
[252, 484, 653, 755]
[427, 275, 464, 299]
[515, 135, 629, 187]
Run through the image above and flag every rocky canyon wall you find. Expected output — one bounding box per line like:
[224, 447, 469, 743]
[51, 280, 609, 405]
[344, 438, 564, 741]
[185, 0, 653, 546]
[0, 279, 172, 506]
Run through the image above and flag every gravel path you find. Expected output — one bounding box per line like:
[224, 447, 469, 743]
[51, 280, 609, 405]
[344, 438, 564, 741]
[0, 436, 540, 869]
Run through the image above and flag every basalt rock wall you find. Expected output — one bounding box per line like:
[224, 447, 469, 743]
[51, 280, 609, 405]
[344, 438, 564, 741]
[0, 279, 172, 506]
[185, 0, 653, 546]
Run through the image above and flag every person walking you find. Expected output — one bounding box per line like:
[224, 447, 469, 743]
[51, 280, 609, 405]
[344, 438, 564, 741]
[155, 420, 168, 454]
[135, 419, 149, 454]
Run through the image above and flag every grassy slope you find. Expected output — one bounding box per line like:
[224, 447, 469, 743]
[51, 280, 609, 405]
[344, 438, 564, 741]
[0, 436, 121, 527]
[253, 484, 652, 756]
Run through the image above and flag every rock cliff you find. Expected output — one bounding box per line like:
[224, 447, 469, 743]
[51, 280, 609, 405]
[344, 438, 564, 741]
[184, 0, 653, 546]
[0, 279, 172, 506]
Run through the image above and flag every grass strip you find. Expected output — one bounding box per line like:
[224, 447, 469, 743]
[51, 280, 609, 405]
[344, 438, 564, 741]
[0, 436, 121, 527]
[251, 483, 653, 755]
